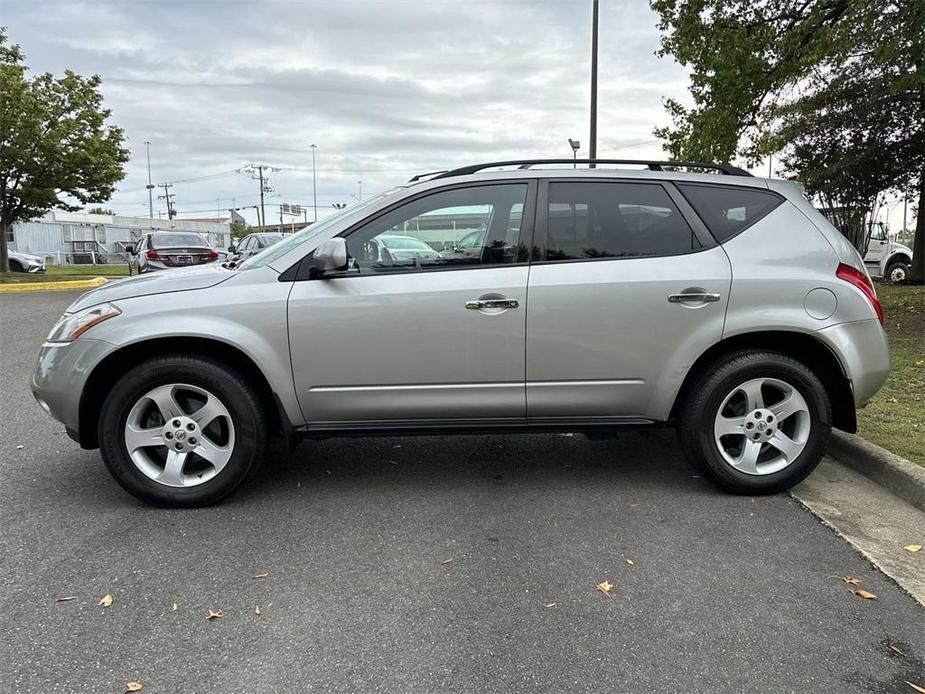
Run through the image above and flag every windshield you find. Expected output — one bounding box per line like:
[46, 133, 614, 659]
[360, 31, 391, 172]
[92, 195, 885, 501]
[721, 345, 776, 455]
[239, 188, 403, 270]
[152, 232, 208, 248]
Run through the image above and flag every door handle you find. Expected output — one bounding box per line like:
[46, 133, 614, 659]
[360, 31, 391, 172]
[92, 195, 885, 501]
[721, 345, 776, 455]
[668, 292, 721, 304]
[465, 298, 519, 310]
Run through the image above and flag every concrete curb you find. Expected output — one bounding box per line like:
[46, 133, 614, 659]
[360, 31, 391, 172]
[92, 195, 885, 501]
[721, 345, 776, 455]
[0, 277, 108, 293]
[826, 430, 925, 511]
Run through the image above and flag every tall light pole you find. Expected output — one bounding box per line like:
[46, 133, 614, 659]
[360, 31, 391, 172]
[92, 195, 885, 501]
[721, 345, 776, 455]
[589, 0, 599, 167]
[144, 141, 154, 219]
[310, 144, 318, 223]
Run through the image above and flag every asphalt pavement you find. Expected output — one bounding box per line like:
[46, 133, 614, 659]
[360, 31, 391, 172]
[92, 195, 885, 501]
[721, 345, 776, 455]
[1, 290, 922, 694]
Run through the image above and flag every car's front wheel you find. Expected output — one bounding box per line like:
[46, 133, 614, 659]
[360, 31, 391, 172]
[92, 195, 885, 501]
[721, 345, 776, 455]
[98, 355, 266, 507]
[677, 351, 831, 494]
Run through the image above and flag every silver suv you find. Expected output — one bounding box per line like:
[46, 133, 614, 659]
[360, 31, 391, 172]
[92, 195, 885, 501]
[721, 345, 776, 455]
[31, 159, 890, 507]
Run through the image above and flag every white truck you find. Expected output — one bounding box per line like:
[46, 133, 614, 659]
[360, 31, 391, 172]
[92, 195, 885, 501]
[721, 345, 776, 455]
[864, 223, 914, 283]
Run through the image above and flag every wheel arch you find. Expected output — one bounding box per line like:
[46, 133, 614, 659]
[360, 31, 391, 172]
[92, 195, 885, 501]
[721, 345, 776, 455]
[670, 330, 856, 433]
[78, 336, 290, 449]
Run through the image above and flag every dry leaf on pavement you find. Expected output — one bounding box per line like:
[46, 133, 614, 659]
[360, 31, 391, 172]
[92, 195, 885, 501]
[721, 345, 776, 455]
[544, 602, 559, 608]
[98, 594, 113, 607]
[625, 559, 635, 566]
[851, 589, 877, 600]
[207, 609, 224, 620]
[842, 576, 862, 585]
[903, 544, 922, 553]
[888, 644, 905, 656]
[595, 580, 614, 599]
[171, 602, 178, 611]
[255, 606, 261, 616]
[906, 682, 925, 694]
[55, 596, 77, 603]
[124, 681, 143, 692]
[441, 559, 453, 566]
[253, 571, 270, 579]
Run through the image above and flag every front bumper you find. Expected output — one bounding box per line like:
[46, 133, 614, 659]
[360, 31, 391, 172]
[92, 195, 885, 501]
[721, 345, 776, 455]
[814, 319, 890, 407]
[31, 337, 113, 441]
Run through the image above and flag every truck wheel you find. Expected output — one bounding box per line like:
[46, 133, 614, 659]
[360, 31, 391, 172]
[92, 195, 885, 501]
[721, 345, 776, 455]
[884, 259, 910, 283]
[98, 355, 266, 507]
[677, 350, 831, 495]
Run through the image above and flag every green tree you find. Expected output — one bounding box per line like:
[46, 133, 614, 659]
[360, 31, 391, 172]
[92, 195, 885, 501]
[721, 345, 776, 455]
[86, 206, 115, 215]
[651, 0, 925, 281]
[0, 27, 128, 272]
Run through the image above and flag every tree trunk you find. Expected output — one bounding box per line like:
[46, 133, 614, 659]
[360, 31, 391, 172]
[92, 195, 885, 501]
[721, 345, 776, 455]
[0, 219, 10, 274]
[910, 164, 924, 284]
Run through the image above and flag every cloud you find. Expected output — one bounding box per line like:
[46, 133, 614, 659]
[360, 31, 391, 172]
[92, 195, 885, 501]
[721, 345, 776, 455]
[4, 0, 690, 222]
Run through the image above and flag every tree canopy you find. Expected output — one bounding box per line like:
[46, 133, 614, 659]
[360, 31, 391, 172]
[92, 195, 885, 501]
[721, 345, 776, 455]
[0, 27, 129, 272]
[651, 0, 924, 279]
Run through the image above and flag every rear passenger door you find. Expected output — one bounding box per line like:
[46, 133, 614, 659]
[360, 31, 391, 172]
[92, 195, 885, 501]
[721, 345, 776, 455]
[525, 179, 732, 423]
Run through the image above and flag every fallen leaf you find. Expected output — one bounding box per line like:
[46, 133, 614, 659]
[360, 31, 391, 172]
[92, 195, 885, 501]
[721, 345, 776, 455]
[625, 559, 635, 566]
[98, 594, 113, 607]
[124, 681, 143, 692]
[55, 596, 77, 603]
[906, 682, 925, 694]
[886, 396, 898, 404]
[543, 602, 559, 608]
[842, 576, 862, 585]
[441, 558, 453, 566]
[595, 580, 614, 599]
[255, 606, 261, 616]
[207, 609, 224, 620]
[16, 445, 24, 450]
[628, 502, 639, 509]
[851, 589, 877, 600]
[888, 644, 905, 656]
[903, 544, 922, 553]
[253, 571, 270, 579]
[171, 602, 178, 612]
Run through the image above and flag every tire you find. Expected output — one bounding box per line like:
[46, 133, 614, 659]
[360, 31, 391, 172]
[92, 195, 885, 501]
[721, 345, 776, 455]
[884, 259, 910, 284]
[9, 260, 23, 272]
[677, 350, 831, 495]
[98, 355, 266, 507]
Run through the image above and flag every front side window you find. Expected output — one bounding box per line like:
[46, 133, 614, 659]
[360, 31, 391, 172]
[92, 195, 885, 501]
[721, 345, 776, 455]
[344, 184, 528, 274]
[543, 181, 699, 261]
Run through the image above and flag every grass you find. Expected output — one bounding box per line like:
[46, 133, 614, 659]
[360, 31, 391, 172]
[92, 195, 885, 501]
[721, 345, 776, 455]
[855, 283, 925, 466]
[0, 263, 130, 284]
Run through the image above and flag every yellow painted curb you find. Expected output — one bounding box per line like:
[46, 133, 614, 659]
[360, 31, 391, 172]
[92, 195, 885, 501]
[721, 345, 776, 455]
[0, 276, 109, 293]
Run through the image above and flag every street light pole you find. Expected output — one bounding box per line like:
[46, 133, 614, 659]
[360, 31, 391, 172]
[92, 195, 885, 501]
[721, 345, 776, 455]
[144, 141, 154, 219]
[310, 144, 318, 223]
[589, 0, 599, 168]
[357, 180, 363, 201]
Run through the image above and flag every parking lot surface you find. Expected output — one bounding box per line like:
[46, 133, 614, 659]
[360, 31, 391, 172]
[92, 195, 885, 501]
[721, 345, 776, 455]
[1, 290, 923, 693]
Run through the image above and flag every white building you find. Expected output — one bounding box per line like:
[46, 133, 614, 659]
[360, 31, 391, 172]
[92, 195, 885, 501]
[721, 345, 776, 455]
[8, 211, 233, 264]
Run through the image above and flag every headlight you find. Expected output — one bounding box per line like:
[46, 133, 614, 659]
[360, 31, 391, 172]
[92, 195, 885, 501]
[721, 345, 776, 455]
[46, 303, 121, 343]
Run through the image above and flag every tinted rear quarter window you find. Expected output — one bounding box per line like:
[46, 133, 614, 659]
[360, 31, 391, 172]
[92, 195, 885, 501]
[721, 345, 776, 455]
[677, 183, 783, 243]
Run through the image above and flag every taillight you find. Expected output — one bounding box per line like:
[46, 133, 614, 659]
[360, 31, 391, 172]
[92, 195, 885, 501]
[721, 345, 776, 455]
[836, 262, 883, 324]
[202, 250, 219, 260]
[145, 249, 167, 260]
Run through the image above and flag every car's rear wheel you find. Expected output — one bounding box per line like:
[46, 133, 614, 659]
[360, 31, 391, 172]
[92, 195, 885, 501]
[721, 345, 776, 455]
[98, 355, 266, 507]
[677, 351, 831, 494]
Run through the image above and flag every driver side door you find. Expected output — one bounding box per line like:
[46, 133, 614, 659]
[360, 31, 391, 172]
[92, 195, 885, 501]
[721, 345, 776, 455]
[286, 181, 536, 429]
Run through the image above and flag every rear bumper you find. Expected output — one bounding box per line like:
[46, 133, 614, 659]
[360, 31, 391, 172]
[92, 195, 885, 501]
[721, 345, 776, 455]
[814, 319, 890, 407]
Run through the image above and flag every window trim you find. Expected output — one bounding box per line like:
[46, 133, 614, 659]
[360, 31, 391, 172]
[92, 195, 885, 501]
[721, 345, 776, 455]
[532, 178, 716, 265]
[291, 179, 537, 281]
[674, 181, 786, 245]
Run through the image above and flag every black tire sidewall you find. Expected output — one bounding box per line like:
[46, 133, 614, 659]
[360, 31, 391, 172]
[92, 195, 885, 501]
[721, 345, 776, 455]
[886, 261, 909, 283]
[99, 357, 265, 507]
[684, 352, 831, 494]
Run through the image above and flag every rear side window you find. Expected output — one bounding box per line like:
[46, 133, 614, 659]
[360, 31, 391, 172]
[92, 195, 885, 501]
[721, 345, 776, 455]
[677, 184, 783, 243]
[543, 182, 699, 261]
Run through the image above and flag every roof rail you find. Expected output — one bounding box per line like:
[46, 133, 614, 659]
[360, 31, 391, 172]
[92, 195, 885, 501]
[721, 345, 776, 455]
[408, 170, 449, 183]
[427, 159, 752, 180]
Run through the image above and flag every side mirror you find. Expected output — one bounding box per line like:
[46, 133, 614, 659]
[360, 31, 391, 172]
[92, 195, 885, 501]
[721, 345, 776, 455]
[311, 238, 348, 276]
[228, 245, 236, 253]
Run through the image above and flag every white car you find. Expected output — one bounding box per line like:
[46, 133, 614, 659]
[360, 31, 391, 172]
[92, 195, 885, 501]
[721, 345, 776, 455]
[8, 250, 46, 273]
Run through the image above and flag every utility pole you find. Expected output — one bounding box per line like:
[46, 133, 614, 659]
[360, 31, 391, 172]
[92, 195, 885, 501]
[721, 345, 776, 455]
[589, 0, 599, 167]
[357, 180, 363, 201]
[258, 166, 266, 229]
[241, 165, 275, 228]
[310, 144, 318, 223]
[144, 141, 154, 219]
[157, 183, 176, 219]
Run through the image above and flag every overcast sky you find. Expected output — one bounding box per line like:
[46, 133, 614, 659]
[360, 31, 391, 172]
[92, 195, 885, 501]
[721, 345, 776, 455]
[4, 0, 701, 224]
